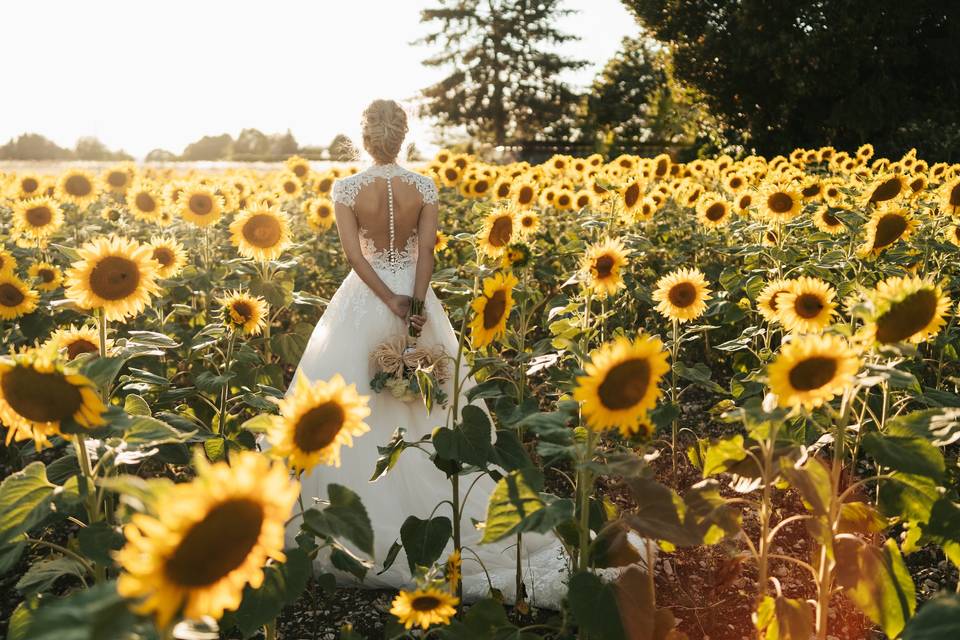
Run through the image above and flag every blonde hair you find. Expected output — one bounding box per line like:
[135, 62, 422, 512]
[361, 99, 408, 164]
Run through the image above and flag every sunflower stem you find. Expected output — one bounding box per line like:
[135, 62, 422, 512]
[670, 317, 680, 483]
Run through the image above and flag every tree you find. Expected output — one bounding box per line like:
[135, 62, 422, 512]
[624, 0, 960, 158]
[268, 130, 299, 157]
[234, 128, 270, 157]
[0, 134, 73, 160]
[74, 137, 133, 161]
[181, 134, 234, 161]
[328, 134, 358, 162]
[418, 0, 585, 146]
[145, 148, 177, 162]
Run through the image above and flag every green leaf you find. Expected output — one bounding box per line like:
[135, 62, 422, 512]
[123, 415, 196, 447]
[239, 413, 274, 434]
[78, 521, 124, 567]
[901, 593, 960, 640]
[614, 566, 677, 640]
[122, 393, 151, 416]
[226, 547, 312, 638]
[780, 456, 831, 516]
[491, 429, 533, 471]
[921, 499, 960, 546]
[481, 469, 548, 543]
[23, 581, 136, 640]
[836, 538, 915, 639]
[302, 490, 374, 556]
[329, 545, 370, 581]
[270, 331, 309, 366]
[16, 555, 89, 596]
[623, 477, 699, 547]
[887, 407, 960, 447]
[879, 473, 940, 521]
[370, 428, 412, 482]
[590, 520, 642, 569]
[754, 595, 814, 640]
[0, 462, 56, 542]
[126, 330, 180, 349]
[400, 515, 452, 573]
[568, 571, 626, 640]
[674, 361, 726, 394]
[702, 434, 748, 477]
[862, 432, 945, 481]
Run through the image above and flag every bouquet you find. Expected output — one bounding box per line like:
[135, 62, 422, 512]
[370, 298, 450, 411]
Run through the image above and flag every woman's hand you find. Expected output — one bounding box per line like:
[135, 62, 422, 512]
[409, 314, 427, 332]
[386, 294, 412, 319]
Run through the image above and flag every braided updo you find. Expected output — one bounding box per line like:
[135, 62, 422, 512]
[361, 99, 408, 164]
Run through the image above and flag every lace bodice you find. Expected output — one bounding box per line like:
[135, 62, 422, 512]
[331, 163, 439, 209]
[358, 228, 419, 273]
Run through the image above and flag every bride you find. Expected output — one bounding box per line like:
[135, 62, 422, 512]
[285, 99, 569, 607]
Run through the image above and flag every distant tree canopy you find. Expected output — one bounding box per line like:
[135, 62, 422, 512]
[623, 0, 960, 158]
[0, 134, 131, 161]
[418, 0, 585, 146]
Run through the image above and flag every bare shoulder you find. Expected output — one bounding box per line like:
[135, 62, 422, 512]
[402, 168, 439, 205]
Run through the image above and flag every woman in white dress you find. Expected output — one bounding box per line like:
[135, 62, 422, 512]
[286, 100, 568, 607]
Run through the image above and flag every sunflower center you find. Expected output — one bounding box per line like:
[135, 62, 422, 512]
[293, 401, 346, 452]
[869, 178, 902, 203]
[597, 358, 651, 411]
[801, 184, 821, 198]
[318, 178, 333, 192]
[0, 283, 26, 307]
[165, 498, 264, 587]
[412, 596, 442, 611]
[89, 256, 141, 301]
[1, 366, 83, 422]
[489, 217, 512, 248]
[444, 168, 458, 182]
[873, 213, 907, 249]
[788, 357, 838, 391]
[875, 289, 938, 344]
[66, 339, 98, 360]
[243, 214, 283, 248]
[794, 293, 824, 319]
[135, 192, 157, 213]
[107, 172, 127, 187]
[65, 175, 92, 197]
[292, 164, 307, 177]
[594, 255, 615, 279]
[152, 247, 174, 267]
[729, 177, 743, 189]
[283, 181, 297, 194]
[496, 184, 510, 198]
[38, 268, 55, 283]
[624, 183, 641, 208]
[821, 210, 841, 226]
[705, 203, 726, 221]
[949, 184, 960, 207]
[767, 192, 793, 214]
[474, 180, 489, 194]
[483, 290, 508, 330]
[22, 178, 38, 193]
[231, 301, 253, 322]
[668, 282, 697, 308]
[189, 194, 214, 216]
[25, 205, 53, 227]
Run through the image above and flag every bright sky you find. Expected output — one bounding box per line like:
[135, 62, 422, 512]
[0, 0, 635, 159]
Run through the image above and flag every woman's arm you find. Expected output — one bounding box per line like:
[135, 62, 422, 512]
[413, 202, 439, 303]
[334, 202, 410, 318]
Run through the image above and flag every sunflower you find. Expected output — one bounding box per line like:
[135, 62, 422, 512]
[722, 172, 749, 194]
[501, 243, 532, 270]
[56, 169, 100, 208]
[580, 238, 628, 298]
[756, 279, 795, 323]
[940, 177, 960, 216]
[861, 173, 906, 207]
[434, 231, 449, 253]
[695, 192, 732, 228]
[469, 271, 518, 348]
[620, 179, 644, 215]
[128, 181, 164, 222]
[799, 177, 824, 201]
[229, 205, 292, 262]
[652, 268, 712, 323]
[0, 350, 106, 450]
[45, 325, 102, 360]
[64, 236, 162, 322]
[0, 247, 17, 275]
[0, 274, 39, 320]
[101, 165, 134, 193]
[776, 277, 837, 334]
[304, 198, 336, 232]
[440, 164, 462, 188]
[516, 211, 540, 238]
[768, 334, 860, 411]
[554, 189, 574, 210]
[734, 191, 756, 216]
[219, 291, 269, 336]
[946, 224, 960, 248]
[178, 186, 224, 227]
[12, 196, 63, 243]
[147, 237, 188, 279]
[390, 587, 459, 631]
[445, 549, 461, 589]
[267, 373, 371, 473]
[856, 207, 917, 258]
[115, 451, 299, 628]
[11, 173, 43, 199]
[477, 208, 516, 258]
[574, 190, 596, 211]
[866, 276, 951, 346]
[574, 334, 670, 432]
[27, 262, 63, 292]
[758, 182, 803, 222]
[285, 155, 311, 180]
[811, 205, 845, 234]
[277, 172, 303, 200]
[491, 177, 513, 201]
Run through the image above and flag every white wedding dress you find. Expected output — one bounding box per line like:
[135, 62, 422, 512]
[284, 162, 570, 607]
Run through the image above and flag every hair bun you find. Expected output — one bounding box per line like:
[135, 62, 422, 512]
[361, 100, 409, 164]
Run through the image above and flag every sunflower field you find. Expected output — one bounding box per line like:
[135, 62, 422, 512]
[1, 147, 960, 640]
